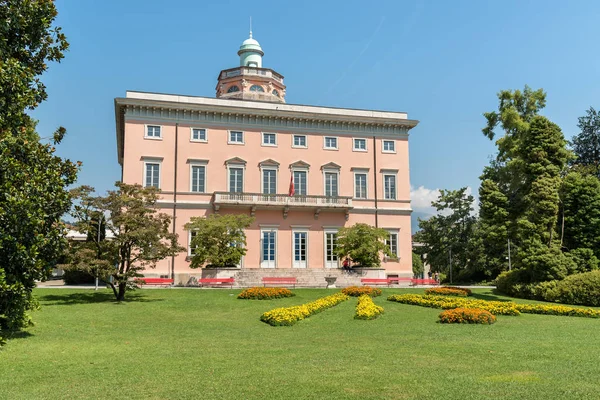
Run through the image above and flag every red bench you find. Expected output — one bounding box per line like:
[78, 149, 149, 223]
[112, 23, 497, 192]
[137, 278, 173, 287]
[361, 278, 390, 286]
[262, 277, 297, 288]
[410, 278, 439, 286]
[198, 278, 235, 288]
[387, 277, 413, 285]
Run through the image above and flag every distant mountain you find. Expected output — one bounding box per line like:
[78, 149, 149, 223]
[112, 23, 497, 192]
[411, 211, 433, 234]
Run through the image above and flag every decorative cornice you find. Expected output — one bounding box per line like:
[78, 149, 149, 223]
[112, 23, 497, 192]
[259, 158, 280, 168]
[224, 157, 246, 165]
[321, 162, 342, 170]
[289, 160, 311, 170]
[115, 92, 419, 165]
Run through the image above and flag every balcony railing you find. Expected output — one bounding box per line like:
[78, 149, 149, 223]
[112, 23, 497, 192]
[220, 67, 284, 83]
[213, 192, 352, 208]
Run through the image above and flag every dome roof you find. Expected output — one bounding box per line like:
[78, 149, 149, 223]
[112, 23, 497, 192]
[238, 32, 264, 55]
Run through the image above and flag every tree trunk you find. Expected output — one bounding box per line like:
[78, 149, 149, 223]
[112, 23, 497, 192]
[116, 282, 127, 302]
[108, 281, 119, 300]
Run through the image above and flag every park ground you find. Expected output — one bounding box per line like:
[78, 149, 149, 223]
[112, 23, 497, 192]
[1, 288, 599, 400]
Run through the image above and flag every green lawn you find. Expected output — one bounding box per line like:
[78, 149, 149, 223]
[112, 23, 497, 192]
[1, 288, 599, 400]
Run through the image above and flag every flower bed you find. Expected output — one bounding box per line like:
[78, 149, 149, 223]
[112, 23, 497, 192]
[260, 292, 350, 326]
[387, 294, 520, 315]
[438, 308, 496, 324]
[514, 303, 600, 318]
[355, 295, 384, 320]
[424, 287, 472, 297]
[387, 294, 600, 318]
[342, 286, 382, 297]
[238, 287, 295, 300]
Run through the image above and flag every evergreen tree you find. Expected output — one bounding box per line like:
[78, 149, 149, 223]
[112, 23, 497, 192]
[571, 107, 600, 175]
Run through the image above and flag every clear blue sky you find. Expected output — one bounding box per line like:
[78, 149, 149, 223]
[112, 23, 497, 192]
[33, 0, 600, 216]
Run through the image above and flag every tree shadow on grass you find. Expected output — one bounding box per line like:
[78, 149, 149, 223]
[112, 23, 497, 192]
[38, 292, 163, 306]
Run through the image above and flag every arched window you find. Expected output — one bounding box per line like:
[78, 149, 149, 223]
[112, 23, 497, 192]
[250, 85, 264, 92]
[227, 86, 240, 93]
[272, 89, 279, 97]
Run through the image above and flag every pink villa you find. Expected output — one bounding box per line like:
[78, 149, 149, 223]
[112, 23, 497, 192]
[113, 32, 419, 286]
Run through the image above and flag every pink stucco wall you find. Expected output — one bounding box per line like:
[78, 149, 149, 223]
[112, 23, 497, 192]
[121, 120, 413, 277]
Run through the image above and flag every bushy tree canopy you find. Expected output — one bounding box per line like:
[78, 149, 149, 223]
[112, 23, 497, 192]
[185, 214, 254, 269]
[334, 223, 391, 268]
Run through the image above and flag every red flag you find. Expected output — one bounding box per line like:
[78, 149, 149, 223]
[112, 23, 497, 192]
[288, 174, 295, 197]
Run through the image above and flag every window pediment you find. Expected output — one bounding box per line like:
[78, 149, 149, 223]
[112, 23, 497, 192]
[225, 157, 247, 165]
[259, 159, 280, 168]
[289, 160, 311, 170]
[321, 162, 341, 170]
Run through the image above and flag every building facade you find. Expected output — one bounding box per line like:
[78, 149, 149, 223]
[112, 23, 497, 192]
[114, 32, 418, 284]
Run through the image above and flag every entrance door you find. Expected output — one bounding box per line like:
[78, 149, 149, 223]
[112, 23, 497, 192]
[325, 231, 339, 268]
[293, 231, 308, 268]
[261, 229, 276, 268]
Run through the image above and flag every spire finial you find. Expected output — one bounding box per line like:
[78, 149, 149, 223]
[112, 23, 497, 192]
[249, 16, 252, 38]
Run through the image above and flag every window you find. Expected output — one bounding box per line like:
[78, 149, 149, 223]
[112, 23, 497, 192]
[145, 125, 161, 139]
[384, 174, 396, 200]
[144, 163, 160, 188]
[229, 167, 244, 193]
[324, 171, 338, 197]
[386, 231, 399, 258]
[190, 165, 206, 193]
[324, 231, 338, 268]
[229, 131, 244, 144]
[262, 169, 277, 194]
[191, 128, 207, 142]
[227, 85, 240, 93]
[293, 170, 308, 196]
[293, 135, 307, 148]
[272, 89, 279, 97]
[353, 138, 367, 151]
[383, 140, 396, 153]
[293, 231, 308, 268]
[262, 132, 277, 146]
[250, 85, 264, 92]
[261, 228, 277, 268]
[324, 136, 338, 150]
[354, 173, 367, 199]
[188, 231, 197, 256]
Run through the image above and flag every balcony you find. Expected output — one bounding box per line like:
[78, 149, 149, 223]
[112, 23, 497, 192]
[220, 67, 284, 84]
[212, 192, 353, 220]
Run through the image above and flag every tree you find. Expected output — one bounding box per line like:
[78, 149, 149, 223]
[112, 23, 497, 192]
[0, 1, 76, 344]
[334, 223, 392, 268]
[412, 252, 424, 277]
[185, 214, 254, 268]
[67, 183, 184, 301]
[560, 171, 600, 258]
[479, 86, 573, 281]
[571, 107, 600, 175]
[413, 188, 476, 282]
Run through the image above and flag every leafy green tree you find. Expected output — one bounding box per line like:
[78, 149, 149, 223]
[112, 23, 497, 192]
[185, 214, 254, 268]
[560, 171, 600, 258]
[414, 188, 475, 281]
[0, 0, 76, 344]
[412, 252, 424, 277]
[480, 86, 573, 281]
[334, 223, 391, 268]
[571, 107, 600, 175]
[67, 183, 184, 301]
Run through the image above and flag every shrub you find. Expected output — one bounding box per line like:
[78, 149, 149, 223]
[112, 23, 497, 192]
[513, 303, 600, 318]
[424, 287, 472, 297]
[260, 292, 350, 326]
[543, 270, 600, 307]
[62, 269, 95, 285]
[355, 295, 384, 320]
[342, 286, 382, 297]
[238, 287, 295, 300]
[439, 308, 496, 324]
[387, 294, 520, 315]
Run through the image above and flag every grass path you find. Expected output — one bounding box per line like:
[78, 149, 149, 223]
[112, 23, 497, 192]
[1, 288, 599, 399]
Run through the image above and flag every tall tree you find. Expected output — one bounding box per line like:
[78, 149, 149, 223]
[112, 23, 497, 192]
[335, 223, 392, 268]
[414, 188, 476, 282]
[571, 107, 600, 175]
[480, 87, 573, 282]
[0, 0, 76, 344]
[67, 183, 184, 301]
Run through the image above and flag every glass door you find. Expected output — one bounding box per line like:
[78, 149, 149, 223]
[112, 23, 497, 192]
[325, 231, 338, 268]
[261, 229, 276, 268]
[293, 231, 308, 268]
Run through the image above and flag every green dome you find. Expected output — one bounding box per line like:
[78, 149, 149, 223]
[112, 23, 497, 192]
[238, 33, 264, 56]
